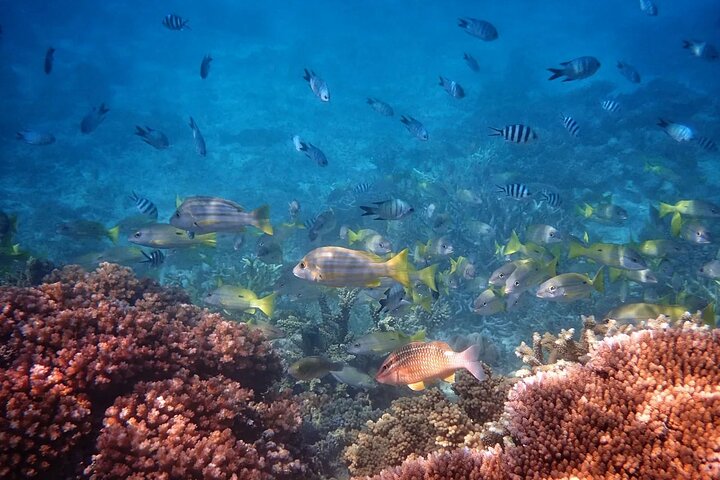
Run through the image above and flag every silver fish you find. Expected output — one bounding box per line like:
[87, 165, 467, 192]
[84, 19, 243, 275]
[657, 119, 694, 142]
[303, 68, 330, 102]
[171, 196, 272, 235]
[189, 116, 207, 156]
[439, 76, 465, 99]
[548, 56, 601, 81]
[400, 115, 428, 141]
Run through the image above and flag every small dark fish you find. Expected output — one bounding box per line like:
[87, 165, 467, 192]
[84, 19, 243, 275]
[463, 52, 480, 72]
[256, 235, 283, 263]
[683, 40, 718, 60]
[354, 182, 373, 194]
[80, 103, 109, 134]
[289, 356, 343, 381]
[497, 183, 531, 200]
[162, 14, 190, 31]
[130, 192, 158, 220]
[360, 199, 414, 220]
[438, 76, 465, 99]
[601, 100, 621, 113]
[400, 115, 428, 141]
[548, 56, 601, 81]
[377, 283, 411, 314]
[44, 47, 55, 74]
[617, 61, 641, 83]
[305, 209, 336, 241]
[367, 98, 394, 116]
[189, 116, 206, 156]
[541, 191, 562, 208]
[561, 114, 580, 137]
[292, 135, 327, 167]
[140, 249, 165, 267]
[457, 17, 498, 41]
[200, 54, 212, 79]
[134, 126, 169, 149]
[489, 124, 537, 143]
[695, 137, 718, 152]
[16, 130, 55, 145]
[639, 0, 658, 16]
[303, 68, 330, 102]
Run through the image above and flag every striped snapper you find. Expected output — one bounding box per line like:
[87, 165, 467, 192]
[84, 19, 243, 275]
[606, 302, 715, 325]
[560, 114, 579, 137]
[680, 220, 711, 244]
[463, 52, 480, 72]
[367, 98, 394, 116]
[536, 269, 605, 302]
[489, 124, 537, 143]
[568, 241, 647, 271]
[289, 356, 343, 381]
[188, 117, 207, 156]
[695, 137, 718, 152]
[293, 246, 410, 288]
[496, 183, 531, 200]
[171, 196, 273, 235]
[204, 285, 276, 317]
[657, 119, 694, 142]
[503, 258, 556, 295]
[347, 228, 392, 255]
[128, 223, 216, 248]
[601, 100, 621, 113]
[457, 18, 498, 41]
[698, 259, 720, 280]
[360, 198, 414, 220]
[200, 54, 212, 79]
[303, 68, 330, 102]
[472, 288, 505, 315]
[162, 14, 190, 31]
[56, 220, 119, 243]
[617, 61, 641, 83]
[400, 115, 428, 141]
[547, 56, 601, 81]
[348, 329, 426, 355]
[526, 224, 563, 245]
[375, 341, 487, 391]
[639, 0, 657, 16]
[438, 76, 465, 99]
[608, 268, 657, 285]
[130, 192, 158, 219]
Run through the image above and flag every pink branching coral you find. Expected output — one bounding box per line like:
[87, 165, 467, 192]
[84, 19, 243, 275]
[0, 263, 302, 479]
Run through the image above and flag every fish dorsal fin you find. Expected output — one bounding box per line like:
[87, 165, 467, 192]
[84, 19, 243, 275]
[408, 381, 426, 391]
[443, 373, 456, 383]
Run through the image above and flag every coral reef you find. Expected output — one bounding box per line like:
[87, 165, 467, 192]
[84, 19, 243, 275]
[0, 263, 304, 479]
[452, 369, 515, 427]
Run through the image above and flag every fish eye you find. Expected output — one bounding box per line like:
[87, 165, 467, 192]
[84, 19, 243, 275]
[134, 232, 141, 238]
[549, 285, 556, 291]
[549, 232, 555, 237]
[193, 221, 199, 227]
[299, 262, 306, 269]
[174, 212, 180, 218]
[696, 231, 702, 236]
[514, 281, 520, 287]
[499, 273, 505, 279]
[381, 364, 388, 371]
[481, 302, 487, 307]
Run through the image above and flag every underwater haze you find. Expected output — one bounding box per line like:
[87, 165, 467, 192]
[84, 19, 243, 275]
[1, 0, 720, 478]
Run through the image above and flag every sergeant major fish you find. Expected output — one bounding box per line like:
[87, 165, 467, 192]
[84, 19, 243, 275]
[303, 68, 330, 102]
[162, 13, 190, 31]
[367, 98, 394, 116]
[438, 76, 465, 99]
[657, 119, 694, 142]
[140, 249, 165, 268]
[292, 135, 328, 167]
[305, 209, 336, 241]
[463, 52, 480, 72]
[80, 103, 109, 134]
[457, 18, 498, 41]
[560, 114, 580, 137]
[489, 124, 537, 143]
[360, 199, 414, 220]
[130, 192, 158, 219]
[547, 56, 601, 81]
[400, 115, 428, 141]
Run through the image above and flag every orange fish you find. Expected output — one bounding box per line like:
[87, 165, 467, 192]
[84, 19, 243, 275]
[375, 341, 486, 391]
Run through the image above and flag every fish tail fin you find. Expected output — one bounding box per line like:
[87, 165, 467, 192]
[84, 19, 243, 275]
[107, 225, 120, 244]
[252, 205, 273, 235]
[416, 263, 438, 291]
[134, 126, 146, 137]
[608, 267, 623, 283]
[702, 303, 716, 327]
[347, 229, 359, 244]
[682, 40, 691, 49]
[657, 118, 669, 129]
[547, 68, 564, 80]
[412, 291, 432, 311]
[577, 203, 593, 218]
[670, 212, 683, 237]
[399, 115, 410, 125]
[504, 230, 523, 255]
[188, 117, 196, 129]
[458, 345, 487, 382]
[201, 233, 217, 247]
[592, 267, 606, 293]
[359, 205, 376, 217]
[385, 248, 410, 288]
[568, 240, 585, 259]
[488, 127, 503, 136]
[658, 202, 675, 218]
[99, 103, 110, 114]
[254, 292, 276, 318]
[175, 194, 184, 208]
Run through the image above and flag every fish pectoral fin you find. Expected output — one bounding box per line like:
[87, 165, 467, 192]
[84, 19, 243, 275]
[443, 373, 456, 383]
[407, 381, 426, 391]
[364, 279, 382, 288]
[243, 308, 257, 315]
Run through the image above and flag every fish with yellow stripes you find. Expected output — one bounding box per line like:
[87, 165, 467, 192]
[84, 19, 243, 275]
[658, 200, 720, 236]
[171, 196, 273, 235]
[375, 340, 487, 391]
[293, 246, 410, 288]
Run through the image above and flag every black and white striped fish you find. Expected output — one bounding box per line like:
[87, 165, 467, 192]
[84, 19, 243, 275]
[360, 199, 414, 220]
[367, 98, 394, 116]
[560, 114, 580, 137]
[162, 14, 190, 31]
[639, 0, 658, 16]
[400, 115, 428, 141]
[489, 124, 537, 143]
[496, 183, 531, 200]
[140, 249, 165, 267]
[438, 76, 465, 99]
[457, 18, 498, 41]
[130, 192, 158, 219]
[657, 119, 694, 142]
[292, 135, 328, 167]
[601, 100, 621, 113]
[696, 137, 718, 152]
[541, 191, 562, 208]
[354, 182, 373, 194]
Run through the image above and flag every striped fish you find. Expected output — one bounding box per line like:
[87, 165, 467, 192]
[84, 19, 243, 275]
[162, 14, 190, 31]
[489, 124, 537, 143]
[140, 249, 165, 267]
[170, 196, 273, 235]
[130, 192, 158, 220]
[375, 341, 486, 391]
[360, 199, 414, 220]
[695, 136, 718, 152]
[657, 119, 694, 142]
[541, 191, 562, 208]
[353, 182, 373, 194]
[457, 18, 498, 41]
[601, 100, 621, 113]
[497, 183, 531, 200]
[400, 115, 428, 141]
[189, 117, 206, 156]
[560, 114, 579, 137]
[438, 76, 465, 99]
[293, 246, 410, 288]
[367, 98, 394, 116]
[303, 68, 330, 102]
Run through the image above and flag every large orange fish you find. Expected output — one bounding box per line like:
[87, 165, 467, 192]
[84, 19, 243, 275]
[375, 341, 486, 391]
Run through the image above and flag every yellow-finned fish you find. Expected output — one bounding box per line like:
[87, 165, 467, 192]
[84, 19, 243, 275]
[204, 285, 276, 317]
[577, 202, 628, 223]
[347, 329, 426, 355]
[472, 288, 505, 315]
[56, 220, 120, 243]
[504, 258, 557, 295]
[413, 236, 454, 263]
[659, 200, 720, 236]
[128, 223, 216, 248]
[375, 341, 487, 391]
[293, 247, 410, 288]
[289, 356, 343, 381]
[347, 228, 392, 255]
[634, 239, 683, 258]
[488, 258, 534, 287]
[608, 268, 657, 284]
[525, 224, 564, 245]
[171, 196, 273, 235]
[568, 241, 647, 271]
[606, 302, 715, 326]
[503, 230, 554, 262]
[679, 219, 711, 244]
[536, 268, 605, 302]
